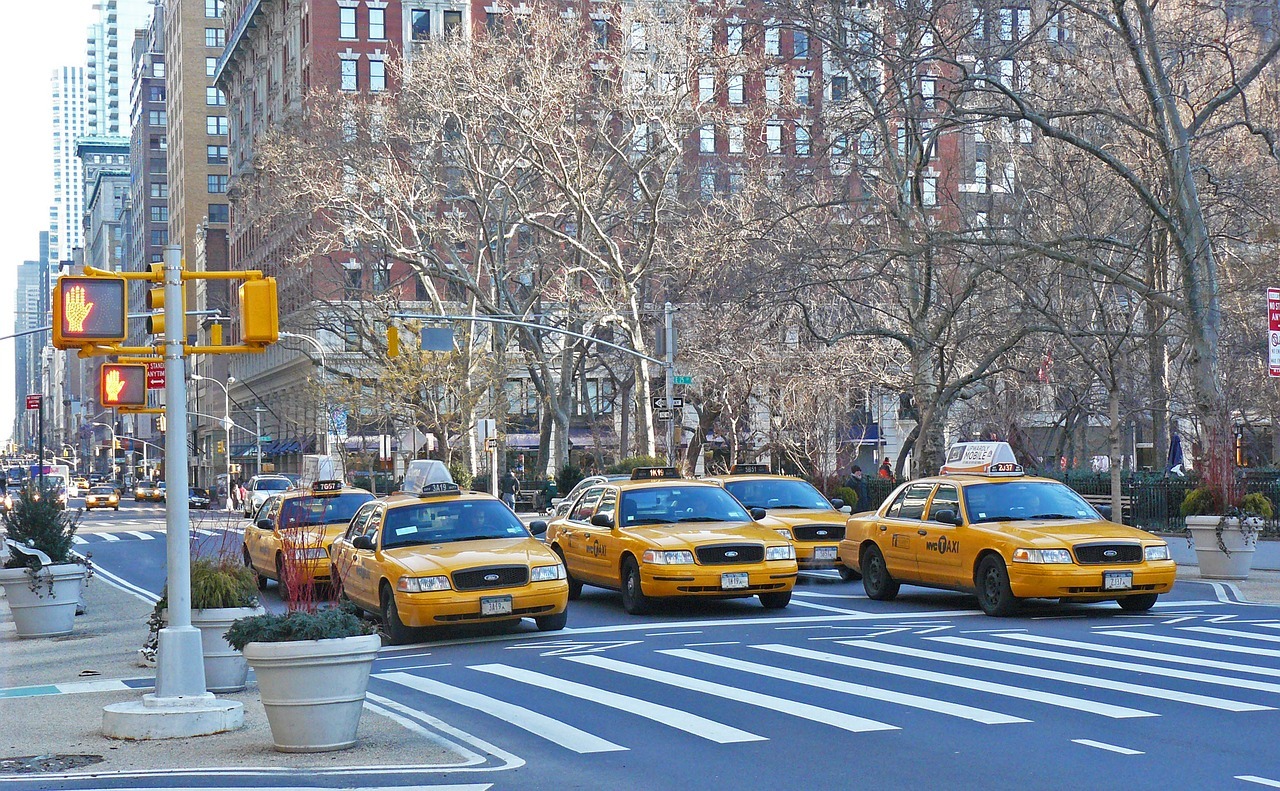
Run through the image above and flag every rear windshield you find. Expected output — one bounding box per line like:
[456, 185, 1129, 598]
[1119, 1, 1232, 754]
[279, 492, 374, 528]
[255, 478, 290, 491]
[382, 500, 529, 548]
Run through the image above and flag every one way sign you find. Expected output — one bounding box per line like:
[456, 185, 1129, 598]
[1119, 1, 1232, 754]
[651, 396, 683, 409]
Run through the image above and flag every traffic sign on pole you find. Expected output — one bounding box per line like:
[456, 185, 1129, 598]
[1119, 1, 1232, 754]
[25, 394, 42, 410]
[1268, 287, 1280, 378]
[651, 396, 683, 409]
[657, 408, 674, 421]
[146, 361, 165, 389]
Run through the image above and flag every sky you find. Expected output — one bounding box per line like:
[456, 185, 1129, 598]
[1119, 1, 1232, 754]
[0, 1, 98, 444]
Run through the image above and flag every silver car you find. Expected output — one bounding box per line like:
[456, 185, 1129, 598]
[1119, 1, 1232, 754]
[551, 474, 630, 518]
[242, 475, 292, 517]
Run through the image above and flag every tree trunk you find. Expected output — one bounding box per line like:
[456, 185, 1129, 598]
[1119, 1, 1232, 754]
[1108, 386, 1123, 517]
[1147, 229, 1170, 472]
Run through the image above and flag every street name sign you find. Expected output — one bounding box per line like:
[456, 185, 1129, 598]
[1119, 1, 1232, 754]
[673, 375, 693, 386]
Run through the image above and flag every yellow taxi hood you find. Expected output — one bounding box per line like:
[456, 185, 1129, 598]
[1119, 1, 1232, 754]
[758, 509, 844, 528]
[973, 519, 1157, 545]
[625, 522, 785, 548]
[383, 537, 557, 576]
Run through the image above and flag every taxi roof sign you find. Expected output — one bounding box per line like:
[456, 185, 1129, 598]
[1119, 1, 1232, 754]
[310, 480, 344, 495]
[729, 463, 771, 475]
[402, 459, 459, 496]
[940, 442, 1024, 477]
[631, 467, 682, 480]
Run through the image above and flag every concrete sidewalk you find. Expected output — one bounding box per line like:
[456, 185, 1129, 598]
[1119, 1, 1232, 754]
[0, 572, 465, 780]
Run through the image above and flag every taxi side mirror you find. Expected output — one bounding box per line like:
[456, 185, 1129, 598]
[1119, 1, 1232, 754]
[529, 520, 549, 535]
[1096, 505, 1113, 522]
[750, 507, 767, 521]
[840, 505, 853, 515]
[589, 513, 613, 529]
[352, 535, 375, 551]
[255, 518, 273, 531]
[830, 498, 845, 509]
[932, 509, 961, 526]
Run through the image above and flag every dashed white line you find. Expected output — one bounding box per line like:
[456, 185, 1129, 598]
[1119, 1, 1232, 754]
[1237, 776, 1280, 788]
[1072, 739, 1144, 755]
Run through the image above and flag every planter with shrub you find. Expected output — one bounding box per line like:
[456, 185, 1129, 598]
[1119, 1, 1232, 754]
[1182, 486, 1274, 580]
[0, 482, 88, 638]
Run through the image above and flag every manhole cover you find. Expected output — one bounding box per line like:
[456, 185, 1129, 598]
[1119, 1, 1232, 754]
[0, 754, 104, 774]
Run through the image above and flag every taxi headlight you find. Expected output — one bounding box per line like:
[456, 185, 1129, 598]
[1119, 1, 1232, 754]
[643, 550, 695, 565]
[774, 528, 794, 540]
[1012, 548, 1073, 564]
[531, 563, 566, 582]
[397, 575, 451, 593]
[1144, 544, 1170, 562]
[766, 545, 795, 561]
[295, 547, 329, 560]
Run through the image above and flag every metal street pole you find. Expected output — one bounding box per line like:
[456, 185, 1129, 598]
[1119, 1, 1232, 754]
[255, 407, 264, 477]
[664, 301, 676, 465]
[154, 242, 206, 698]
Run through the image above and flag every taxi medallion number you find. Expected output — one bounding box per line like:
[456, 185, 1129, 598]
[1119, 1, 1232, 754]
[1103, 571, 1133, 591]
[814, 547, 838, 561]
[481, 595, 513, 616]
[721, 572, 749, 590]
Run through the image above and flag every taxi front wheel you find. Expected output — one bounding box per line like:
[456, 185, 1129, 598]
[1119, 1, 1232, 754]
[975, 555, 1019, 617]
[1117, 593, 1158, 612]
[861, 545, 900, 601]
[759, 591, 791, 609]
[535, 611, 568, 631]
[381, 586, 415, 645]
[244, 547, 268, 590]
[620, 558, 652, 615]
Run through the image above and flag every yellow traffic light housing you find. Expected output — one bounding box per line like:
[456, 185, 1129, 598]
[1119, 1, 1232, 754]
[239, 278, 279, 345]
[100, 364, 148, 407]
[145, 285, 166, 336]
[387, 325, 400, 358]
[52, 276, 128, 349]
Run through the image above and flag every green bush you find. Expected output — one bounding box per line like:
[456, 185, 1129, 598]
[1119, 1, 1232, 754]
[606, 456, 668, 474]
[190, 558, 258, 610]
[1242, 493, 1275, 519]
[558, 464, 584, 493]
[1, 481, 81, 569]
[1179, 486, 1220, 517]
[224, 604, 371, 652]
[447, 460, 474, 490]
[831, 486, 859, 510]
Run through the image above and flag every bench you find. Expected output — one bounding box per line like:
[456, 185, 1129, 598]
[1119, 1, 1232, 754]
[1079, 492, 1134, 523]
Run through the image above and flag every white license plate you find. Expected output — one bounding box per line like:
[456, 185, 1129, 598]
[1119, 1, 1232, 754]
[1103, 571, 1133, 591]
[814, 546, 838, 561]
[480, 596, 513, 616]
[721, 572, 749, 590]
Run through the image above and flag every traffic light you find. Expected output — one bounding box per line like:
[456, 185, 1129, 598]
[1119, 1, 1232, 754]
[239, 277, 279, 345]
[145, 284, 165, 336]
[217, 440, 225, 454]
[99, 364, 148, 407]
[52, 276, 128, 349]
[387, 325, 400, 358]
[209, 322, 223, 346]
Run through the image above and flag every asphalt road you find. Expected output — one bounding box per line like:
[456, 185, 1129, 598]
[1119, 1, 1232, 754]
[45, 511, 1280, 791]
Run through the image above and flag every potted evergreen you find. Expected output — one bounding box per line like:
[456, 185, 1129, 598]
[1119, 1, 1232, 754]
[0, 481, 89, 638]
[1182, 486, 1274, 580]
[224, 541, 378, 753]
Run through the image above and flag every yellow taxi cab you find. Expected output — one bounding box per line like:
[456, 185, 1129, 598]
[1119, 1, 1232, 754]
[706, 463, 857, 579]
[545, 467, 798, 614]
[84, 485, 120, 511]
[838, 442, 1176, 616]
[328, 460, 569, 644]
[242, 479, 374, 601]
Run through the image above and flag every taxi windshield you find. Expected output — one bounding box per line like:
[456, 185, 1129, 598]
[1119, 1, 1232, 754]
[618, 486, 751, 527]
[963, 482, 1098, 523]
[723, 479, 831, 510]
[381, 500, 529, 548]
[280, 492, 373, 528]
[90, 487, 115, 495]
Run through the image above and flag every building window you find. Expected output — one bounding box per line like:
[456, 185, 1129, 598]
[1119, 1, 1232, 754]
[208, 203, 229, 223]
[340, 7, 358, 39]
[831, 75, 848, 102]
[148, 86, 164, 102]
[795, 125, 810, 156]
[699, 170, 716, 201]
[150, 206, 169, 222]
[486, 11, 501, 32]
[922, 175, 938, 206]
[921, 77, 936, 110]
[206, 115, 228, 134]
[370, 60, 386, 92]
[699, 124, 715, 154]
[972, 8, 985, 39]
[727, 22, 743, 54]
[998, 8, 1013, 40]
[793, 29, 809, 58]
[630, 21, 647, 51]
[765, 25, 780, 56]
[728, 74, 744, 104]
[340, 59, 358, 91]
[728, 124, 744, 154]
[974, 158, 988, 190]
[369, 7, 386, 39]
[153, 61, 165, 78]
[698, 73, 714, 103]
[150, 135, 167, 150]
[411, 9, 430, 40]
[205, 0, 223, 17]
[150, 229, 168, 246]
[150, 182, 169, 199]
[765, 75, 780, 104]
[207, 144, 228, 164]
[593, 19, 609, 49]
[206, 56, 217, 77]
[766, 122, 782, 154]
[206, 87, 226, 106]
[205, 27, 225, 47]
[148, 110, 167, 126]
[632, 123, 649, 152]
[343, 322, 361, 351]
[795, 74, 811, 105]
[208, 174, 228, 193]
[443, 10, 463, 39]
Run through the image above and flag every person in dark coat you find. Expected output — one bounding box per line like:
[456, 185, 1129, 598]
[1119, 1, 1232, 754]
[844, 465, 869, 511]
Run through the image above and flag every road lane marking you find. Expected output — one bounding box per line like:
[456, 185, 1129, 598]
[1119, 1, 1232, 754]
[375, 671, 625, 754]
[1183, 626, 1280, 644]
[645, 631, 702, 637]
[930, 635, 1280, 695]
[1001, 633, 1280, 679]
[1072, 739, 1144, 755]
[788, 599, 865, 614]
[1099, 630, 1280, 659]
[469, 664, 764, 744]
[1238, 776, 1280, 788]
[92, 565, 161, 604]
[683, 641, 739, 647]
[838, 639, 1270, 712]
[565, 655, 896, 734]
[98, 533, 120, 541]
[662, 648, 1027, 725]
[754, 644, 1153, 719]
[125, 531, 154, 541]
[72, 536, 87, 544]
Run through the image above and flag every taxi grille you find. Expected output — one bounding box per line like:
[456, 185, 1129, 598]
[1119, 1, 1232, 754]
[792, 524, 845, 542]
[1073, 543, 1143, 565]
[452, 565, 529, 591]
[695, 544, 764, 565]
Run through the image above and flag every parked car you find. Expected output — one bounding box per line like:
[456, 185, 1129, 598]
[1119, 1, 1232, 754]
[551, 474, 630, 518]
[242, 475, 293, 518]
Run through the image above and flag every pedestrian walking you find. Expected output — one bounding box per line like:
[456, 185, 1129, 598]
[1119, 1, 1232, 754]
[878, 457, 894, 481]
[501, 469, 521, 510]
[844, 465, 869, 511]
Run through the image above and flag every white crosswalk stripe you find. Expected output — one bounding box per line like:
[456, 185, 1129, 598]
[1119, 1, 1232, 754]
[125, 531, 155, 541]
[1099, 629, 1280, 659]
[468, 663, 765, 744]
[752, 643, 1154, 719]
[71, 536, 87, 544]
[375, 671, 625, 754]
[1182, 626, 1280, 645]
[836, 639, 1270, 712]
[661, 648, 1028, 725]
[1000, 633, 1280, 678]
[98, 532, 120, 541]
[564, 654, 898, 734]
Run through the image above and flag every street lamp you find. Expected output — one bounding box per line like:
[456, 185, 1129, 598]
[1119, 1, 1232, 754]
[279, 332, 331, 456]
[90, 421, 119, 481]
[192, 374, 235, 510]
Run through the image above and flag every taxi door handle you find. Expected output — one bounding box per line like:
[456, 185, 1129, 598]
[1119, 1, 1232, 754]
[917, 529, 928, 536]
[878, 525, 887, 532]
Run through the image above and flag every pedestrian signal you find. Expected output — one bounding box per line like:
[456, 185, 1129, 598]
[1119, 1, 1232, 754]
[52, 276, 128, 349]
[100, 364, 148, 407]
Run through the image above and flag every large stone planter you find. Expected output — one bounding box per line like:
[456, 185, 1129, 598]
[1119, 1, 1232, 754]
[1187, 515, 1258, 580]
[192, 607, 266, 692]
[243, 633, 381, 752]
[0, 563, 88, 638]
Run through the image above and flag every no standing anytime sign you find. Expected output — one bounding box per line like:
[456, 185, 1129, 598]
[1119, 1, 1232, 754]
[1269, 287, 1280, 378]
